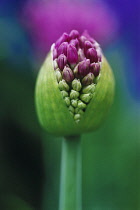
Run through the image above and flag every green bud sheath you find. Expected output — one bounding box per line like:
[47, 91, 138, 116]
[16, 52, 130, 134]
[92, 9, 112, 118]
[35, 53, 115, 136]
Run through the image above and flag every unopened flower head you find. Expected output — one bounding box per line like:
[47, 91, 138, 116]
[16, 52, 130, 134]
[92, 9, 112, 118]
[52, 30, 102, 122]
[35, 30, 115, 136]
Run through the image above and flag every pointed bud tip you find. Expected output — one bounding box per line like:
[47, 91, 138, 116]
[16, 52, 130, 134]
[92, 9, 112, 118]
[69, 30, 80, 39]
[67, 44, 78, 64]
[78, 59, 90, 77]
[55, 32, 69, 48]
[57, 42, 68, 57]
[57, 54, 67, 70]
[62, 66, 74, 83]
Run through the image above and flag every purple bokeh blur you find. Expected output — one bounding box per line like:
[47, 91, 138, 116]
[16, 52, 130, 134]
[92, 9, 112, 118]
[22, 0, 119, 58]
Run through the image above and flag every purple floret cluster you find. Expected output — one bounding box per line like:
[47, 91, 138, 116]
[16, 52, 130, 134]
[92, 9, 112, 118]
[52, 30, 102, 85]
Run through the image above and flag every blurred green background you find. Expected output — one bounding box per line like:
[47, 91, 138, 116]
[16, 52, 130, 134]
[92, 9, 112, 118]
[0, 0, 140, 209]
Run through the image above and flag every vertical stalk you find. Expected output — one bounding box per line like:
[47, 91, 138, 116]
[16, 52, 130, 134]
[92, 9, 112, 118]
[59, 135, 82, 210]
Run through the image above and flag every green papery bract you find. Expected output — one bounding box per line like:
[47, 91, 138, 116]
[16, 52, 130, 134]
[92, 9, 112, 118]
[35, 53, 115, 136]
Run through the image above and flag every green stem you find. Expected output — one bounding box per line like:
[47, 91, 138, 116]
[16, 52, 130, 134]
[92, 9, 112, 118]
[59, 135, 82, 210]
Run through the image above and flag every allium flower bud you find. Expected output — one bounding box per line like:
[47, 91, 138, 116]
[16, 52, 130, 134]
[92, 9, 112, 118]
[82, 72, 94, 86]
[64, 97, 70, 106]
[72, 79, 82, 92]
[67, 44, 78, 64]
[61, 90, 68, 98]
[77, 100, 87, 109]
[78, 49, 85, 61]
[90, 63, 100, 77]
[53, 59, 58, 69]
[84, 41, 93, 56]
[86, 48, 98, 63]
[69, 39, 79, 50]
[80, 93, 92, 103]
[35, 30, 115, 136]
[62, 67, 74, 83]
[57, 42, 68, 56]
[57, 54, 67, 70]
[79, 35, 87, 48]
[69, 30, 79, 39]
[55, 32, 69, 48]
[58, 79, 69, 91]
[74, 114, 81, 120]
[78, 59, 90, 77]
[55, 68, 62, 82]
[82, 84, 95, 94]
[71, 99, 78, 108]
[70, 90, 79, 99]
[68, 105, 75, 113]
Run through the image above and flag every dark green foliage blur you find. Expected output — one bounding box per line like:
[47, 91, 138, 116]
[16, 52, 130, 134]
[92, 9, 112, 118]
[0, 1, 140, 210]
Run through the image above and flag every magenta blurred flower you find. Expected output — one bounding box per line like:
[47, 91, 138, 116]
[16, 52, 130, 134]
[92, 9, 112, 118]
[22, 0, 119, 58]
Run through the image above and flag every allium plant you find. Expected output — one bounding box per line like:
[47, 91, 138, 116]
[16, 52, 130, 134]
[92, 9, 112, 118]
[35, 30, 115, 210]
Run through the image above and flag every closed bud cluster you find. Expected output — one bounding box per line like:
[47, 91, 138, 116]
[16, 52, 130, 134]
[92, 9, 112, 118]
[52, 30, 102, 122]
[36, 26, 115, 136]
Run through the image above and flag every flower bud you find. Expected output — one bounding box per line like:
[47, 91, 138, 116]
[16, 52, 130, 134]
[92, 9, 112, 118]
[71, 99, 78, 108]
[69, 39, 79, 50]
[62, 67, 74, 83]
[77, 109, 84, 115]
[68, 105, 75, 113]
[78, 59, 90, 77]
[55, 32, 69, 48]
[80, 93, 92, 103]
[58, 79, 69, 91]
[82, 73, 94, 86]
[55, 69, 62, 82]
[57, 54, 67, 70]
[78, 49, 85, 61]
[69, 30, 80, 39]
[57, 42, 68, 56]
[35, 30, 115, 136]
[90, 63, 100, 77]
[61, 90, 68, 98]
[84, 41, 93, 56]
[74, 114, 81, 120]
[77, 100, 87, 109]
[82, 84, 95, 94]
[67, 44, 78, 64]
[64, 97, 70, 106]
[70, 90, 79, 99]
[53, 59, 58, 69]
[79, 35, 87, 48]
[72, 79, 82, 91]
[73, 65, 79, 77]
[86, 48, 98, 63]
[75, 108, 84, 116]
